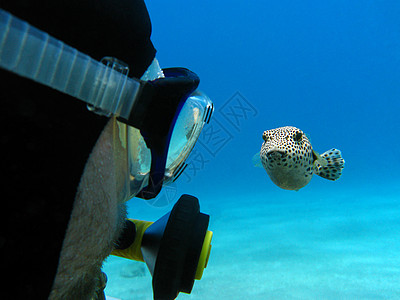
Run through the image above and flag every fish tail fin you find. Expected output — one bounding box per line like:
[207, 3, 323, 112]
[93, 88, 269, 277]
[314, 148, 345, 181]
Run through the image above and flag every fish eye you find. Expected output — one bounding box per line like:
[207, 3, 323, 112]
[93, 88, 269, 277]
[262, 131, 269, 141]
[293, 132, 303, 142]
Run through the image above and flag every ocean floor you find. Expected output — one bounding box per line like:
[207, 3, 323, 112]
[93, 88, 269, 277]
[103, 186, 400, 300]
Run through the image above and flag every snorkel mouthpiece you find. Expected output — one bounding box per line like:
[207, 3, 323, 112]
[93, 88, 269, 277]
[112, 194, 213, 300]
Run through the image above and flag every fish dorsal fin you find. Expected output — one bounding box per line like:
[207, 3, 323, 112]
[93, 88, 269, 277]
[305, 133, 312, 143]
[252, 152, 263, 168]
[314, 148, 345, 181]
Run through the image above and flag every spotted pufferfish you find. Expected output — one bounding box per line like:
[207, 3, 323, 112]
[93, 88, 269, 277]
[259, 126, 345, 190]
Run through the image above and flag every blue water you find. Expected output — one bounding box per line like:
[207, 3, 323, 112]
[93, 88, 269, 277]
[104, 1, 400, 299]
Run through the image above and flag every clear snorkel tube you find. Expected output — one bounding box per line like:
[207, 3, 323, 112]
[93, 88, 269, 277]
[0, 9, 141, 123]
[0, 9, 214, 201]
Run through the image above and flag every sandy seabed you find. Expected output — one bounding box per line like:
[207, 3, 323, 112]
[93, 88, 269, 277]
[103, 185, 400, 300]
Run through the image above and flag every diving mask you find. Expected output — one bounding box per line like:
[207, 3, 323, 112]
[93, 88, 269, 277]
[127, 84, 213, 200]
[0, 9, 214, 200]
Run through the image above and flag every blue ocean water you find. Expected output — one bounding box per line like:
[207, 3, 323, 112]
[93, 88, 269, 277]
[104, 1, 400, 299]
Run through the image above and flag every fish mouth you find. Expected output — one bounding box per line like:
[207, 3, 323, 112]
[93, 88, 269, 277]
[266, 149, 287, 158]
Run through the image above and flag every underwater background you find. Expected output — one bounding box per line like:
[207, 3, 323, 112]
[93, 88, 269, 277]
[104, 1, 400, 299]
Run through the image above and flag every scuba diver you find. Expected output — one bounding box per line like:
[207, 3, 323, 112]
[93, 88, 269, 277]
[0, 1, 213, 299]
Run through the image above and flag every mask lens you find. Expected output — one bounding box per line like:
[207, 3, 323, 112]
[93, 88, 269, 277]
[165, 90, 213, 181]
[126, 90, 213, 199]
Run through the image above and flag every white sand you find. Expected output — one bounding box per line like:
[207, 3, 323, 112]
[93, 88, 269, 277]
[103, 186, 400, 299]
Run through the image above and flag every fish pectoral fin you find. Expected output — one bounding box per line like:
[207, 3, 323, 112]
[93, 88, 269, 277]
[252, 152, 263, 168]
[314, 148, 345, 181]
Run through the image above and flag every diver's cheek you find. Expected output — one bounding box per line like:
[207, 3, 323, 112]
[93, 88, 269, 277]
[97, 118, 129, 197]
[50, 118, 127, 298]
